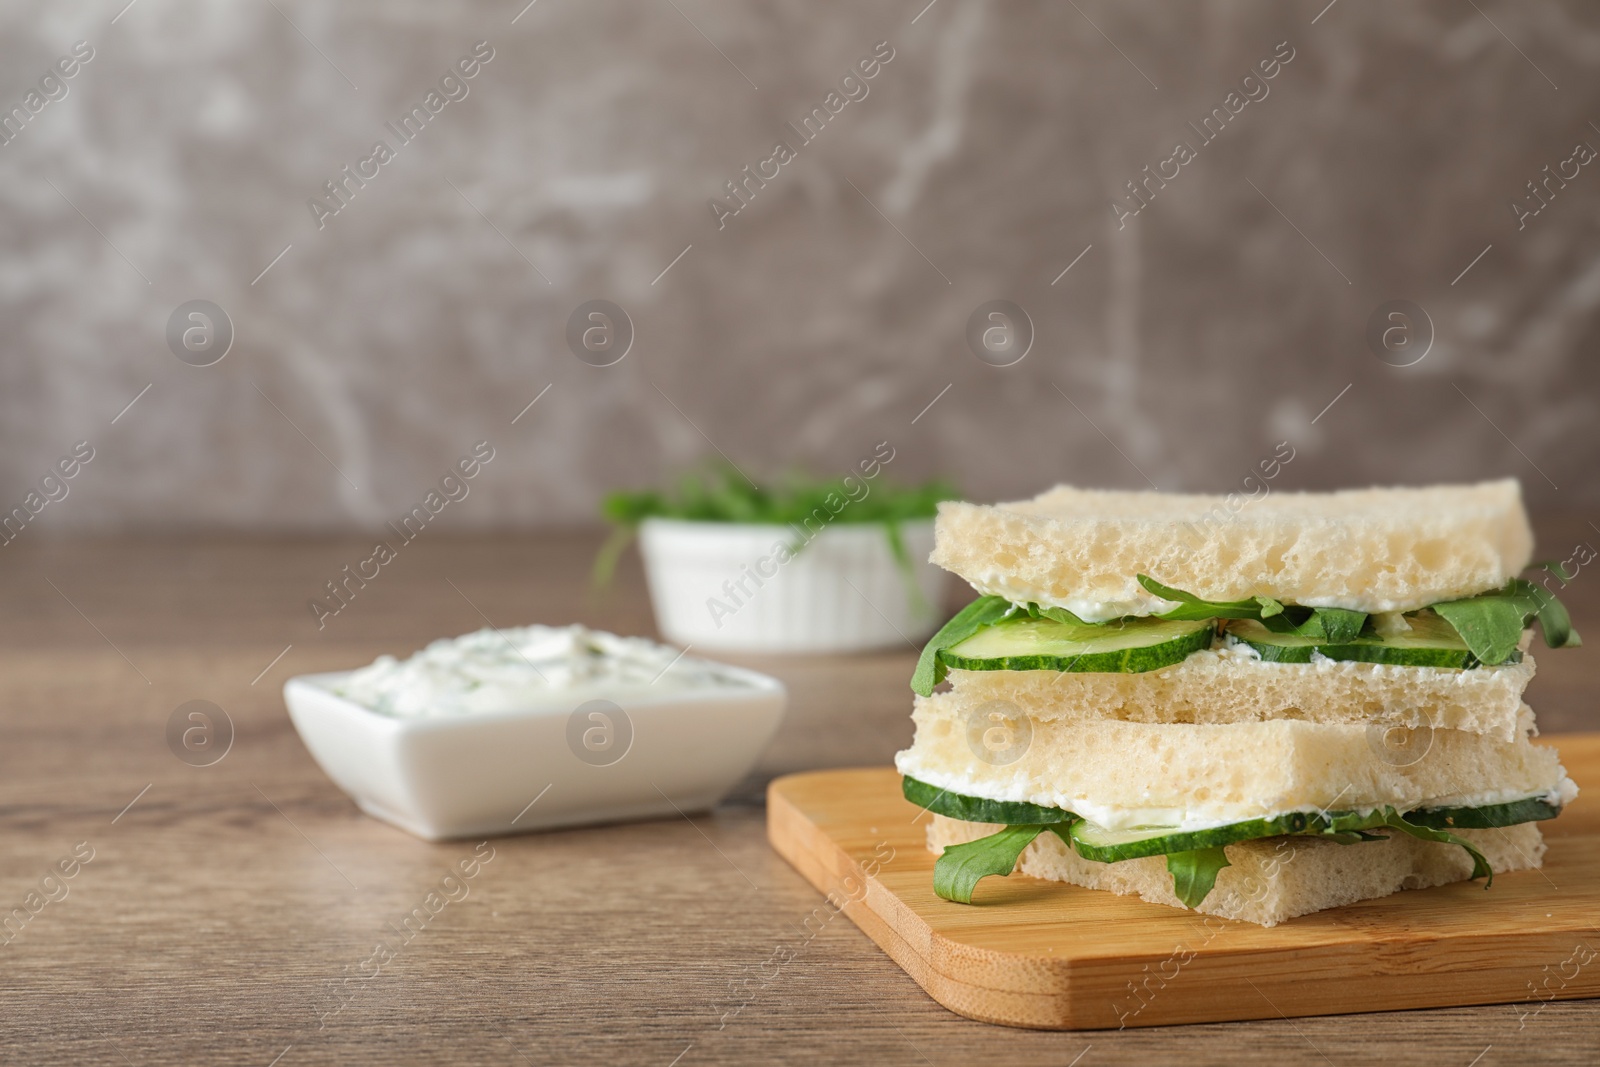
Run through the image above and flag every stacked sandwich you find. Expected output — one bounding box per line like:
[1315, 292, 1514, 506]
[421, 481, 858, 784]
[896, 480, 1579, 926]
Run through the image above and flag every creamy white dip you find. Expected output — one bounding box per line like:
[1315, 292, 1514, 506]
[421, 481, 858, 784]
[332, 625, 746, 718]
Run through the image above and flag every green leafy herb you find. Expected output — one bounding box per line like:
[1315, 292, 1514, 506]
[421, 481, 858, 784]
[1538, 559, 1577, 585]
[1165, 847, 1232, 908]
[1307, 607, 1367, 642]
[1139, 574, 1369, 639]
[1377, 811, 1493, 885]
[1520, 578, 1579, 650]
[1259, 604, 1369, 642]
[1432, 578, 1580, 665]
[1321, 808, 1493, 884]
[933, 825, 1047, 904]
[592, 464, 958, 588]
[1136, 575, 1273, 620]
[1431, 595, 1525, 665]
[911, 595, 1016, 696]
[1315, 828, 1390, 844]
[1022, 602, 1089, 626]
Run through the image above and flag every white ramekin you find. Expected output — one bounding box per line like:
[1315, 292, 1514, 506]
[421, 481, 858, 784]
[283, 664, 785, 841]
[636, 518, 943, 653]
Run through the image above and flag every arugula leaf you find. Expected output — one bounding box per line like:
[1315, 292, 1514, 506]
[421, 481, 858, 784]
[589, 524, 638, 590]
[1322, 807, 1493, 884]
[1312, 607, 1368, 643]
[1433, 578, 1580, 665]
[933, 825, 1046, 904]
[911, 596, 1015, 696]
[1137, 575, 1267, 620]
[1317, 828, 1390, 844]
[1432, 594, 1527, 666]
[601, 464, 957, 526]
[1165, 846, 1232, 908]
[1262, 605, 1370, 642]
[1379, 810, 1493, 885]
[1140, 575, 1367, 639]
[1023, 602, 1089, 626]
[1538, 559, 1577, 585]
[593, 464, 958, 591]
[1518, 578, 1580, 650]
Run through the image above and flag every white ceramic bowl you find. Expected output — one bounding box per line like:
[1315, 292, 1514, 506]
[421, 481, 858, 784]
[637, 518, 944, 653]
[282, 666, 786, 841]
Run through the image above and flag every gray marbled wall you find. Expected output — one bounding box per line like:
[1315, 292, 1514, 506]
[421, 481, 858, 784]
[2, 0, 1598, 534]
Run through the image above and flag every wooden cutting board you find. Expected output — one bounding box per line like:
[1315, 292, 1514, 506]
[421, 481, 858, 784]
[767, 733, 1600, 1030]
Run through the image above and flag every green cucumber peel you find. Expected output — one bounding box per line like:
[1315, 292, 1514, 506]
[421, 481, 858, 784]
[938, 616, 1214, 676]
[903, 775, 1075, 826]
[1166, 847, 1232, 908]
[933, 825, 1047, 904]
[1402, 795, 1562, 830]
[1227, 616, 1484, 669]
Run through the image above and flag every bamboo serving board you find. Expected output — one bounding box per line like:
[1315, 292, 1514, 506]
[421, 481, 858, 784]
[767, 734, 1600, 1030]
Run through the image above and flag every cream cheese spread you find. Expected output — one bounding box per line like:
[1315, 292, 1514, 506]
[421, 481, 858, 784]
[332, 625, 747, 718]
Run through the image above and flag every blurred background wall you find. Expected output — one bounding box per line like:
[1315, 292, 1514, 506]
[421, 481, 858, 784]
[2, 0, 1598, 534]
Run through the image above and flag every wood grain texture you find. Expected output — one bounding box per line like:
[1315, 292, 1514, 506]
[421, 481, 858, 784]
[768, 744, 1600, 1031]
[0, 530, 1596, 1064]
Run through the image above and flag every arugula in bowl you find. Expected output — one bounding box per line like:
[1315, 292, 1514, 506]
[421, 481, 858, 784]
[592, 465, 958, 588]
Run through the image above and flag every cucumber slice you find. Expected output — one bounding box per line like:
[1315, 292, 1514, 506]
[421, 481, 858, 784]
[1068, 812, 1318, 863]
[1226, 615, 1491, 668]
[1404, 796, 1563, 830]
[938, 615, 1214, 674]
[902, 774, 1071, 826]
[901, 775, 1564, 861]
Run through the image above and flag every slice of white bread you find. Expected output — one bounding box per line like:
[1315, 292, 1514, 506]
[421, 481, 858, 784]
[927, 813, 1546, 926]
[945, 645, 1536, 742]
[896, 695, 1574, 832]
[931, 479, 1534, 620]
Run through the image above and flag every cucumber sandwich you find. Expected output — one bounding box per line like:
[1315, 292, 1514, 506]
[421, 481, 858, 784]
[895, 479, 1580, 926]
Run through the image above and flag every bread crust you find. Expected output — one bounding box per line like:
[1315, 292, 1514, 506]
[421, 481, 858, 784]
[932, 479, 1534, 620]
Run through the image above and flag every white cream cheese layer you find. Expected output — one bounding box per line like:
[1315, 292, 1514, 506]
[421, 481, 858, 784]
[959, 572, 1163, 623]
[333, 624, 747, 718]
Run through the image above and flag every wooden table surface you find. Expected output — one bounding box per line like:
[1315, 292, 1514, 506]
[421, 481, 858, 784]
[2, 525, 1597, 1066]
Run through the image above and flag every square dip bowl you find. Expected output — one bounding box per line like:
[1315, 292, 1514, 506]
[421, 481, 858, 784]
[282, 640, 785, 841]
